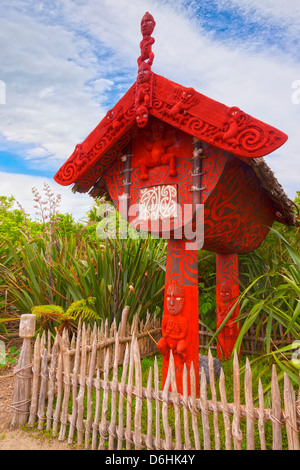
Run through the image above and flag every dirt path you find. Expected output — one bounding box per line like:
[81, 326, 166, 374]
[0, 366, 73, 450]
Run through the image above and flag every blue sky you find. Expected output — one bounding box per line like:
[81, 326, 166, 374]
[0, 0, 299, 221]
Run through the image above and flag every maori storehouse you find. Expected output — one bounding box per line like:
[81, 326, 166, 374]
[55, 13, 297, 394]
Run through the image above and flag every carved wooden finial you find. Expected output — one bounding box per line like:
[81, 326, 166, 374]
[135, 12, 156, 128]
[138, 12, 156, 67]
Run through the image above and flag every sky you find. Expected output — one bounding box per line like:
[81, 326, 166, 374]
[0, 0, 299, 221]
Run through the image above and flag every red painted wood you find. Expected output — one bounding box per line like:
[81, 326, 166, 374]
[54, 14, 287, 192]
[54, 69, 287, 187]
[104, 116, 229, 240]
[54, 85, 136, 187]
[158, 239, 199, 395]
[216, 253, 240, 359]
[202, 154, 276, 254]
[151, 75, 287, 159]
[53, 12, 290, 374]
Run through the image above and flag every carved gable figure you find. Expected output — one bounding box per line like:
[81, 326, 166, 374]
[139, 121, 177, 180]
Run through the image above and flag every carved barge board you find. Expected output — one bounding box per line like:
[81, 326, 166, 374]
[54, 74, 288, 189]
[151, 74, 288, 159]
[54, 86, 136, 187]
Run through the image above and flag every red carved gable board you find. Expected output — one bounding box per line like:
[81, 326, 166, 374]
[54, 84, 136, 188]
[54, 72, 287, 190]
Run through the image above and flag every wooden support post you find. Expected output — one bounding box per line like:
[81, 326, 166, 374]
[216, 253, 240, 359]
[119, 146, 132, 238]
[158, 239, 199, 395]
[10, 314, 36, 428]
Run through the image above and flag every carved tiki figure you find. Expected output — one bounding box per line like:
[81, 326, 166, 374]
[216, 282, 239, 357]
[218, 284, 233, 338]
[135, 13, 156, 129]
[157, 281, 188, 361]
[138, 12, 156, 66]
[139, 121, 177, 179]
[135, 62, 152, 125]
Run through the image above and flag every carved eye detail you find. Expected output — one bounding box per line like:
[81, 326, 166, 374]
[176, 297, 181, 301]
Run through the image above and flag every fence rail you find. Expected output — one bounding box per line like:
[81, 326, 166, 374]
[10, 313, 300, 450]
[199, 322, 295, 355]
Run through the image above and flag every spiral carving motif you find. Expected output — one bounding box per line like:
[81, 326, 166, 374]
[151, 75, 287, 159]
[238, 126, 267, 152]
[166, 240, 198, 286]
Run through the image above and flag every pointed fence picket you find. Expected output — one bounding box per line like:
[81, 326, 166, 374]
[10, 312, 300, 450]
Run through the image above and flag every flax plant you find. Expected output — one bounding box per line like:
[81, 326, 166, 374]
[0, 238, 19, 333]
[2, 229, 166, 327]
[32, 184, 62, 302]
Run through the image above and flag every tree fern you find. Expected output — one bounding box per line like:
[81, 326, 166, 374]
[65, 297, 100, 322]
[31, 297, 100, 332]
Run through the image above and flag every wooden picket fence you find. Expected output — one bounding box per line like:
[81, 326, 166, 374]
[11, 312, 300, 450]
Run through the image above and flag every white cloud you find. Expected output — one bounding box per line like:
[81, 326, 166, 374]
[0, 0, 299, 208]
[0, 8, 110, 168]
[0, 171, 93, 221]
[217, 0, 300, 28]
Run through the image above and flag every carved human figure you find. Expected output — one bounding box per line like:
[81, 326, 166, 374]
[138, 12, 156, 66]
[139, 121, 177, 180]
[137, 61, 152, 88]
[217, 283, 238, 345]
[135, 13, 156, 128]
[168, 87, 198, 125]
[104, 105, 124, 135]
[71, 143, 88, 172]
[219, 284, 231, 319]
[213, 107, 241, 147]
[157, 282, 188, 361]
[135, 62, 152, 117]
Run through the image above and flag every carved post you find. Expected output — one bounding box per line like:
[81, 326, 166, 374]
[119, 146, 132, 237]
[11, 314, 36, 428]
[158, 239, 199, 395]
[216, 253, 240, 359]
